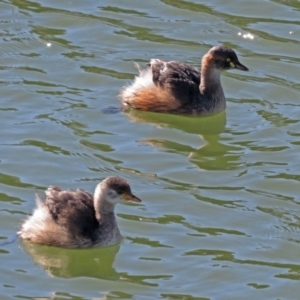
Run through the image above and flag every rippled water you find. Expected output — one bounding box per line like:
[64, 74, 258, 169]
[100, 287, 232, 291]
[1, 0, 300, 299]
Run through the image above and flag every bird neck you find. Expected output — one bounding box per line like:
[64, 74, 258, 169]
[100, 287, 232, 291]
[197, 56, 226, 114]
[94, 192, 116, 221]
[199, 63, 222, 95]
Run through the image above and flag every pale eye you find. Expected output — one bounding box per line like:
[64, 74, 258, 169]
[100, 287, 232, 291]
[226, 58, 231, 62]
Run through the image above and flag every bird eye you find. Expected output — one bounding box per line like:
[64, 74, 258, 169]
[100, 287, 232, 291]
[226, 58, 231, 62]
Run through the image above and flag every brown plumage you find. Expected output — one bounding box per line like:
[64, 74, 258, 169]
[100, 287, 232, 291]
[18, 176, 141, 248]
[119, 45, 248, 115]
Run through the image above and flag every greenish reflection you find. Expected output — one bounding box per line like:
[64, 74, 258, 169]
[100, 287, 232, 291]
[102, 6, 149, 17]
[12, 0, 200, 48]
[21, 240, 172, 286]
[273, 0, 300, 10]
[60, 121, 110, 138]
[247, 283, 269, 289]
[126, 236, 172, 248]
[161, 293, 209, 300]
[21, 140, 71, 156]
[12, 0, 48, 13]
[20, 240, 120, 279]
[185, 248, 300, 281]
[161, 0, 300, 30]
[126, 110, 226, 135]
[0, 192, 23, 204]
[126, 110, 244, 170]
[120, 213, 185, 224]
[81, 65, 130, 79]
[0, 172, 36, 189]
[161, 0, 211, 14]
[192, 192, 245, 209]
[257, 109, 299, 127]
[80, 140, 114, 152]
[188, 134, 242, 171]
[108, 291, 134, 299]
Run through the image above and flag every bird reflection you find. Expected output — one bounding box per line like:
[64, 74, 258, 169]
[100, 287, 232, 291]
[20, 240, 172, 286]
[127, 109, 226, 135]
[126, 110, 242, 170]
[20, 240, 120, 279]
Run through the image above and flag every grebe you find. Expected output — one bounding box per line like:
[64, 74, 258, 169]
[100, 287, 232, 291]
[119, 45, 248, 115]
[18, 176, 141, 248]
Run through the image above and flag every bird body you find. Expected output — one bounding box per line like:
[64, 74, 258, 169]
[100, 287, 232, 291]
[120, 45, 248, 115]
[18, 176, 141, 248]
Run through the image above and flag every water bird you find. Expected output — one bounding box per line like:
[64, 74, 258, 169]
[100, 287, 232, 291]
[18, 176, 141, 248]
[119, 45, 248, 115]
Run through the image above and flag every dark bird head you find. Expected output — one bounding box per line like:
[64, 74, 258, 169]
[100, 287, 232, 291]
[203, 45, 249, 72]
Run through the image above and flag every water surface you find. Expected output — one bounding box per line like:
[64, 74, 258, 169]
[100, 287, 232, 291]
[1, 0, 300, 299]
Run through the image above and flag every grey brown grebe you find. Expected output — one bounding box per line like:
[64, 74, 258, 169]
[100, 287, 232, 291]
[18, 176, 141, 248]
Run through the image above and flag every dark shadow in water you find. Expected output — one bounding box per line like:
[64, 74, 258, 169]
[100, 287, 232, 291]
[101, 105, 122, 114]
[20, 240, 120, 279]
[126, 110, 243, 170]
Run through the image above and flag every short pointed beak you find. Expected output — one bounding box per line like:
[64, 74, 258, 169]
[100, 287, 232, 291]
[235, 61, 249, 71]
[122, 193, 142, 203]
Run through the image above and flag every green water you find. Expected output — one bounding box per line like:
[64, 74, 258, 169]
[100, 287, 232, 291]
[1, 0, 300, 299]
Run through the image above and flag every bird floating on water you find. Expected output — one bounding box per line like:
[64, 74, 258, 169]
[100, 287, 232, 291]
[18, 176, 141, 248]
[119, 45, 248, 115]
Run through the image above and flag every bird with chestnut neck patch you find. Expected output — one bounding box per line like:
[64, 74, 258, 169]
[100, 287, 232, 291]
[119, 45, 248, 116]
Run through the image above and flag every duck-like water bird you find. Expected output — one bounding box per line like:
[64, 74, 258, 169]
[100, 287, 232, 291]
[18, 176, 141, 248]
[119, 45, 248, 115]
